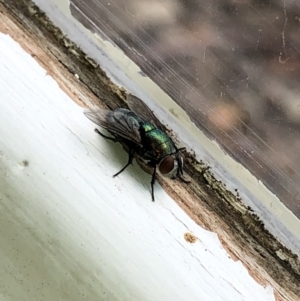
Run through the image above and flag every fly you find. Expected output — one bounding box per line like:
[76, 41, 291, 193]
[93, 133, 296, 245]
[84, 94, 188, 201]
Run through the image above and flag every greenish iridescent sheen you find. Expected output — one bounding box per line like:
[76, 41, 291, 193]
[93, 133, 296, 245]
[141, 122, 176, 161]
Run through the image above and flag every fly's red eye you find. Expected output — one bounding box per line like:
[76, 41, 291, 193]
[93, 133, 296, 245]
[159, 156, 175, 174]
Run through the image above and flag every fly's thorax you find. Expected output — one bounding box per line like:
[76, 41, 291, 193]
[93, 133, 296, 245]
[140, 123, 177, 161]
[141, 122, 156, 132]
[158, 151, 185, 179]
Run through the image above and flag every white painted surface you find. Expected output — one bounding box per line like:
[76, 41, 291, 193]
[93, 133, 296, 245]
[0, 33, 275, 301]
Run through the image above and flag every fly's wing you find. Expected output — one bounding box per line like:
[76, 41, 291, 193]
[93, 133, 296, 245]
[84, 108, 142, 146]
[126, 94, 164, 129]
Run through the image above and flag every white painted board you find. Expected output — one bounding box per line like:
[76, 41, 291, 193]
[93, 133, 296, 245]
[0, 33, 274, 301]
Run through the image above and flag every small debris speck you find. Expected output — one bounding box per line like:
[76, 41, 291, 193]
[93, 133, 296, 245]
[184, 232, 197, 243]
[20, 160, 29, 167]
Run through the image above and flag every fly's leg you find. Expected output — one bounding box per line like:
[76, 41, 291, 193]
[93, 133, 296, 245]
[113, 148, 134, 178]
[178, 175, 190, 184]
[150, 165, 157, 202]
[95, 128, 133, 177]
[94, 128, 121, 142]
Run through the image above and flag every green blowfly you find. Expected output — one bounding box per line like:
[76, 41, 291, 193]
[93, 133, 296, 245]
[84, 94, 188, 201]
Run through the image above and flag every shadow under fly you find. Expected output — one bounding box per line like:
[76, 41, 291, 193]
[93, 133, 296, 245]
[84, 94, 189, 201]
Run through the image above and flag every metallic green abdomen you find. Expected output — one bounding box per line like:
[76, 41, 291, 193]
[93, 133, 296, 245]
[141, 122, 176, 161]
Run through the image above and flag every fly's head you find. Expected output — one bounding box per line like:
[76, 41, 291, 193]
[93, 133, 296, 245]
[158, 148, 186, 180]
